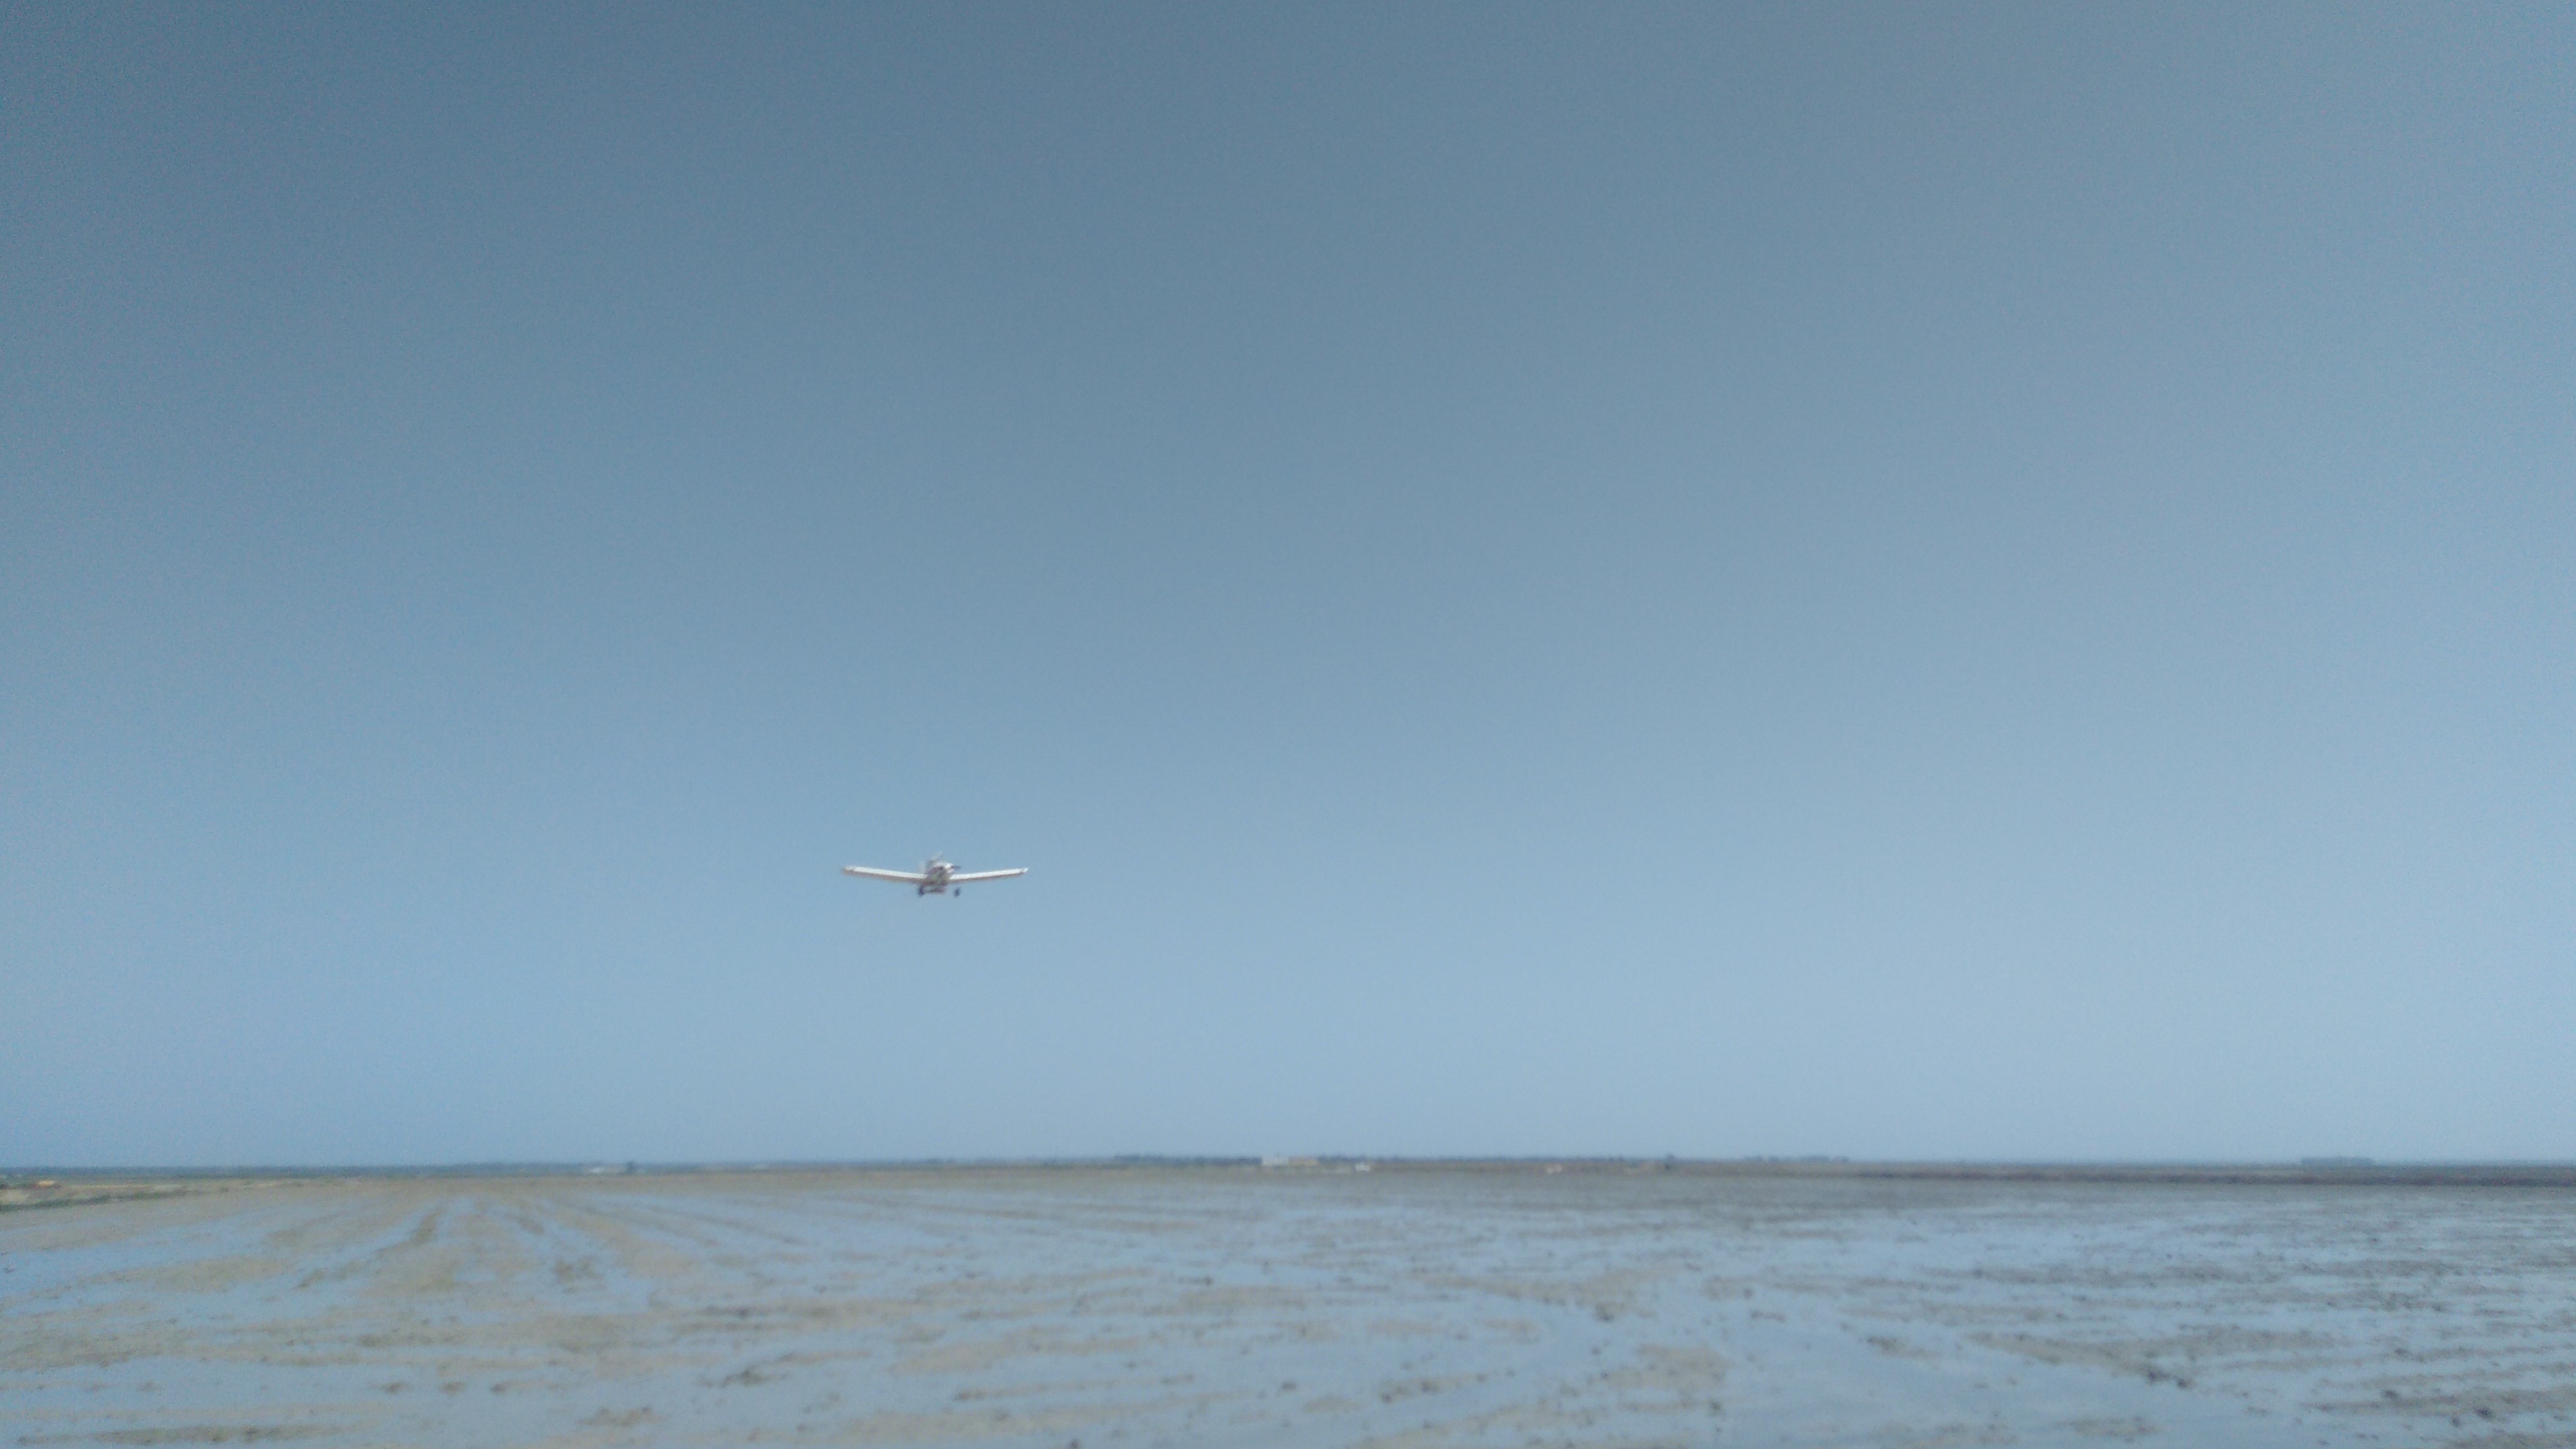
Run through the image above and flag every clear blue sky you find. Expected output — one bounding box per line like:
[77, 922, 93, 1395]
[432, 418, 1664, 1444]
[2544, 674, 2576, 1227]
[5, 5, 2569, 1167]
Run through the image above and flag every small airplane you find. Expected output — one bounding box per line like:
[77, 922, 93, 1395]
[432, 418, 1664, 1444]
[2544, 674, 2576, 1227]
[842, 855, 1028, 896]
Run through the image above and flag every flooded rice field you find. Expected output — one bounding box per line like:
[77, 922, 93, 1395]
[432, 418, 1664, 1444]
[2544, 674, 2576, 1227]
[3, 1167, 2573, 1447]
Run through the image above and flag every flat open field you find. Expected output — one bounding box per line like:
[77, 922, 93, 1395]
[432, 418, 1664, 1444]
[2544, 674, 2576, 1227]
[5, 1166, 2573, 1447]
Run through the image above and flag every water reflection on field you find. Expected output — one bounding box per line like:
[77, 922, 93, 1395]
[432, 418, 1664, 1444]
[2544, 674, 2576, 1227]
[5, 1168, 2573, 1446]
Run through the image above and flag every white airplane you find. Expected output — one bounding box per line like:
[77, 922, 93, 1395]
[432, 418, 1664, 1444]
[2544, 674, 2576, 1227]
[843, 855, 1028, 896]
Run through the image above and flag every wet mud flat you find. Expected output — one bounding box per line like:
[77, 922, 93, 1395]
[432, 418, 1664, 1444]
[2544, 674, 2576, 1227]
[4, 1167, 2573, 1447]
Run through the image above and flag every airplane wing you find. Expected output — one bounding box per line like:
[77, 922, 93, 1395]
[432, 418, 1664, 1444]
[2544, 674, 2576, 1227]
[843, 865, 930, 883]
[947, 869, 1029, 883]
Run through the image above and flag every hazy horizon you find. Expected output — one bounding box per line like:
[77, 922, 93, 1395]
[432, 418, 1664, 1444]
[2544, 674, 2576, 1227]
[7, 5, 2571, 1168]
[16, 1146, 2576, 1179]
